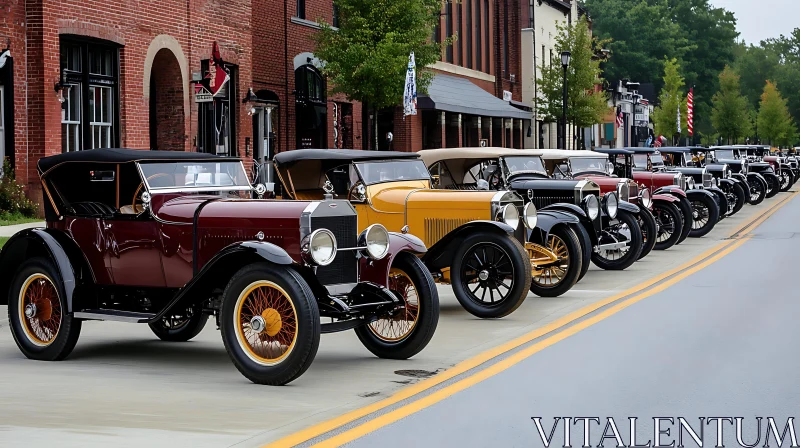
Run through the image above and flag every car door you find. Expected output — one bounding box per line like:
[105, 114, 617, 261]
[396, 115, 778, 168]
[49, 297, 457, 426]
[103, 217, 167, 287]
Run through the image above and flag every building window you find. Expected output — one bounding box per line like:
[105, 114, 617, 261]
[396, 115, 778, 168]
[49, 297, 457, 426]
[445, 1, 453, 63]
[503, 0, 509, 75]
[484, 0, 490, 73]
[333, 3, 340, 27]
[197, 60, 238, 155]
[529, 0, 534, 29]
[475, 0, 482, 71]
[297, 0, 306, 19]
[466, 0, 473, 69]
[295, 64, 328, 148]
[60, 38, 120, 153]
[456, 1, 463, 65]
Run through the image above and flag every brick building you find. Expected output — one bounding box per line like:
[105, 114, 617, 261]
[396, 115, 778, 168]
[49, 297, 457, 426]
[0, 0, 253, 206]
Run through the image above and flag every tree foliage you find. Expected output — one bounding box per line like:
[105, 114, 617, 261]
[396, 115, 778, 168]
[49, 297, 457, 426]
[313, 0, 446, 111]
[710, 66, 752, 144]
[536, 18, 608, 132]
[757, 81, 796, 146]
[652, 58, 688, 138]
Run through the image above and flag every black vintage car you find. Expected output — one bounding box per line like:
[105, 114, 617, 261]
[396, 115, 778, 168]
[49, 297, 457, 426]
[712, 146, 778, 201]
[419, 148, 642, 285]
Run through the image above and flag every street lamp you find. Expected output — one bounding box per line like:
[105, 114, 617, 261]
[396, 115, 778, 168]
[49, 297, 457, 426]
[560, 51, 571, 149]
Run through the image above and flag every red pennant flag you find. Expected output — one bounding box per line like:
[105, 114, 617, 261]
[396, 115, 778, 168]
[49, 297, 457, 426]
[687, 88, 694, 137]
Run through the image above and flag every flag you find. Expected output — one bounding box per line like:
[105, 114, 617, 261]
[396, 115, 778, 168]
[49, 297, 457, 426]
[676, 102, 681, 135]
[615, 106, 624, 129]
[208, 41, 230, 97]
[687, 88, 694, 136]
[403, 52, 417, 118]
[654, 135, 665, 148]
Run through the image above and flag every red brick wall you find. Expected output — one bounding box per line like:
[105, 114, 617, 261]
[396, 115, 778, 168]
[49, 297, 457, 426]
[152, 49, 185, 151]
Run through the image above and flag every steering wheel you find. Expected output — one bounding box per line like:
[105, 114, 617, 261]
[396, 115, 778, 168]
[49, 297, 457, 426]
[131, 173, 172, 211]
[486, 170, 503, 189]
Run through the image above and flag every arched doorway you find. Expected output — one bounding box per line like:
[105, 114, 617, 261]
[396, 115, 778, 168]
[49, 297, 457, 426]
[295, 64, 327, 149]
[149, 49, 185, 151]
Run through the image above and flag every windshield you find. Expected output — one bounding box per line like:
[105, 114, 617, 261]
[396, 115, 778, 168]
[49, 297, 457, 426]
[650, 154, 666, 168]
[633, 154, 650, 169]
[502, 156, 546, 174]
[716, 149, 735, 159]
[139, 161, 251, 192]
[355, 160, 430, 185]
[569, 157, 609, 174]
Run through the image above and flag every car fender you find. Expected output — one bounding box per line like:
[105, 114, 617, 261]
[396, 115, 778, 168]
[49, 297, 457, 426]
[731, 172, 748, 184]
[526, 210, 579, 243]
[540, 203, 598, 245]
[359, 232, 427, 288]
[652, 193, 679, 204]
[617, 201, 640, 214]
[655, 186, 687, 198]
[0, 228, 93, 312]
[717, 178, 735, 189]
[686, 189, 717, 203]
[747, 172, 767, 185]
[421, 220, 514, 270]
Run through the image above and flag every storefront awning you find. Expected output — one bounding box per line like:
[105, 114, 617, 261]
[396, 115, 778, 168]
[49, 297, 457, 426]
[417, 74, 532, 120]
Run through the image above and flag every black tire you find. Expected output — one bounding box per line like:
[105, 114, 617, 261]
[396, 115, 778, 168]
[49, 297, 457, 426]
[220, 263, 320, 386]
[529, 225, 582, 297]
[591, 210, 643, 271]
[730, 182, 746, 215]
[450, 232, 532, 319]
[7, 257, 81, 361]
[780, 169, 794, 192]
[652, 201, 684, 251]
[148, 307, 209, 342]
[674, 197, 693, 245]
[764, 173, 781, 198]
[710, 189, 729, 221]
[687, 194, 720, 238]
[355, 253, 439, 359]
[747, 177, 767, 205]
[636, 207, 657, 260]
[574, 224, 592, 282]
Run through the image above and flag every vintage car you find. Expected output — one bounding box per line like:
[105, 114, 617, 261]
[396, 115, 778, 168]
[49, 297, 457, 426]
[595, 148, 687, 251]
[273, 149, 533, 318]
[712, 146, 774, 201]
[735, 145, 789, 194]
[0, 149, 440, 386]
[681, 147, 749, 216]
[536, 149, 655, 261]
[419, 148, 639, 283]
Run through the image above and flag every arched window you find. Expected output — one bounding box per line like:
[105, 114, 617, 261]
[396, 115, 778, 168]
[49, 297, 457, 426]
[295, 64, 327, 148]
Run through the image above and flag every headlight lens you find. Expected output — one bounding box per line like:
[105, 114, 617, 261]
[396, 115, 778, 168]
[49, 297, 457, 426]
[523, 203, 538, 229]
[673, 173, 682, 187]
[687, 177, 696, 190]
[308, 229, 337, 266]
[584, 195, 600, 220]
[639, 188, 652, 208]
[363, 224, 390, 260]
[711, 177, 718, 187]
[604, 192, 619, 219]
[616, 181, 629, 202]
[500, 203, 520, 230]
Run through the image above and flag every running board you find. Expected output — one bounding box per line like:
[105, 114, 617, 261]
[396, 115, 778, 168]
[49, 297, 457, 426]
[74, 310, 156, 323]
[321, 317, 377, 334]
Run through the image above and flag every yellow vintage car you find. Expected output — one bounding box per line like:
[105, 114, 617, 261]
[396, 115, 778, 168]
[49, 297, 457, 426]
[273, 149, 533, 319]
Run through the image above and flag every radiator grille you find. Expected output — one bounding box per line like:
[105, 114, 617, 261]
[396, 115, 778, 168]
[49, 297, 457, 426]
[424, 217, 474, 247]
[703, 172, 713, 188]
[530, 193, 575, 210]
[628, 181, 639, 200]
[311, 215, 358, 285]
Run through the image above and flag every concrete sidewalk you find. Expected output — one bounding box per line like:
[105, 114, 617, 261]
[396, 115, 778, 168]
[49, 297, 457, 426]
[0, 221, 45, 237]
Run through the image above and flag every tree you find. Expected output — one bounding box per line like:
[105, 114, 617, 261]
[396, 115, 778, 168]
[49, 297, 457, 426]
[757, 81, 795, 146]
[652, 58, 688, 139]
[536, 17, 609, 147]
[313, 0, 447, 149]
[710, 66, 752, 144]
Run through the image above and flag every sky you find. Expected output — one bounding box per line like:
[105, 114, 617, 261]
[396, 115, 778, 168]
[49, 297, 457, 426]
[711, 0, 797, 44]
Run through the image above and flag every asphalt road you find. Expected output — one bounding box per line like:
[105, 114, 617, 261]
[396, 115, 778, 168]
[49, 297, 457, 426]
[336, 194, 800, 448]
[0, 193, 796, 448]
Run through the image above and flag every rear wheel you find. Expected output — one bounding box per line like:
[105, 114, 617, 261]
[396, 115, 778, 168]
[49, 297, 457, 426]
[529, 225, 582, 297]
[7, 257, 81, 361]
[574, 224, 592, 282]
[652, 201, 684, 250]
[748, 177, 767, 205]
[688, 194, 720, 238]
[149, 306, 208, 342]
[731, 182, 746, 215]
[355, 253, 439, 359]
[450, 232, 532, 319]
[674, 197, 693, 245]
[591, 210, 643, 271]
[780, 169, 794, 192]
[636, 208, 657, 260]
[220, 263, 320, 386]
[764, 173, 780, 198]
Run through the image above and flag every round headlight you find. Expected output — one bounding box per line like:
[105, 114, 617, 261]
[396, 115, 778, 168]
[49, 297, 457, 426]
[363, 224, 390, 260]
[604, 192, 619, 219]
[687, 177, 696, 190]
[308, 229, 337, 266]
[584, 195, 600, 220]
[639, 188, 652, 208]
[711, 177, 718, 187]
[500, 203, 520, 230]
[673, 173, 682, 186]
[523, 202, 538, 229]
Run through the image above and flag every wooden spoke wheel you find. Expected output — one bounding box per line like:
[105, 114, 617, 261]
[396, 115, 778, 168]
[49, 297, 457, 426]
[368, 268, 420, 342]
[18, 273, 62, 347]
[234, 280, 299, 366]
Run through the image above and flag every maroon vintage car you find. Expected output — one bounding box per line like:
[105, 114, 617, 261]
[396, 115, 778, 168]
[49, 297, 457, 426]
[0, 149, 439, 386]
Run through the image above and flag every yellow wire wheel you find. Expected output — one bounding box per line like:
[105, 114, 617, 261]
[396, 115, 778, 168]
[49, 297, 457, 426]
[18, 273, 62, 347]
[234, 280, 299, 366]
[369, 268, 420, 342]
[533, 234, 570, 287]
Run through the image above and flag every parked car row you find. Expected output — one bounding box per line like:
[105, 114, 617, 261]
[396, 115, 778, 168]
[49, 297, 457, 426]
[1, 145, 790, 386]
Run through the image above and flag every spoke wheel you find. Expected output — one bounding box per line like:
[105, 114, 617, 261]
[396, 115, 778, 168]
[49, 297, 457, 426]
[19, 274, 62, 347]
[369, 268, 419, 342]
[652, 201, 683, 250]
[591, 211, 642, 271]
[691, 201, 710, 230]
[460, 242, 514, 307]
[595, 224, 631, 261]
[533, 234, 570, 287]
[234, 281, 298, 366]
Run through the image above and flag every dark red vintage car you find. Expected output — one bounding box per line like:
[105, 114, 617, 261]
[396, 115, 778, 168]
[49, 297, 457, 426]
[0, 149, 439, 386]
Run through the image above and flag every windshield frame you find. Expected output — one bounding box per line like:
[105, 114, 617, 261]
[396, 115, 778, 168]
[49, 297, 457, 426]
[137, 160, 253, 194]
[500, 155, 548, 177]
[353, 159, 432, 186]
[567, 157, 612, 175]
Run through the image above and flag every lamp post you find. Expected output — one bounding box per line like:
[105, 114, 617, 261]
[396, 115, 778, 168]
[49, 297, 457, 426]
[560, 51, 571, 149]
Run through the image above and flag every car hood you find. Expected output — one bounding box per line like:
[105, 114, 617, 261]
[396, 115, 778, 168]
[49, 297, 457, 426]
[368, 182, 502, 215]
[152, 194, 312, 225]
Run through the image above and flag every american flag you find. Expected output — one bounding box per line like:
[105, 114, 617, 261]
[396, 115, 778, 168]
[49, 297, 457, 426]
[616, 106, 624, 128]
[687, 88, 694, 136]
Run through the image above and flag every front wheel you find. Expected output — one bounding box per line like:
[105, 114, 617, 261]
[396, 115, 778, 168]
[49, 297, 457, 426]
[636, 208, 657, 260]
[574, 224, 592, 282]
[730, 182, 747, 215]
[529, 225, 582, 297]
[355, 253, 439, 359]
[220, 263, 320, 386]
[149, 307, 209, 342]
[652, 201, 684, 251]
[748, 177, 767, 205]
[780, 169, 794, 192]
[674, 197, 693, 245]
[764, 173, 781, 198]
[688, 194, 720, 238]
[450, 232, 532, 319]
[591, 210, 643, 271]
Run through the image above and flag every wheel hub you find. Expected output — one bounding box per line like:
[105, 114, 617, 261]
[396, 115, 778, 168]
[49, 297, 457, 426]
[478, 270, 490, 281]
[24, 303, 36, 319]
[693, 209, 699, 219]
[261, 308, 283, 337]
[250, 315, 267, 334]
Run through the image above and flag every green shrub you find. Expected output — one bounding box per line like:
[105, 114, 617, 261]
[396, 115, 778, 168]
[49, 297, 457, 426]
[0, 158, 38, 218]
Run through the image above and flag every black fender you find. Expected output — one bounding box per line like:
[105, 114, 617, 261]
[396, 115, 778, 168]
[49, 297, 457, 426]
[706, 186, 729, 217]
[0, 228, 94, 312]
[540, 203, 598, 244]
[717, 178, 735, 189]
[747, 172, 767, 186]
[731, 172, 748, 185]
[421, 220, 515, 271]
[526, 210, 580, 245]
[686, 189, 717, 203]
[617, 201, 641, 214]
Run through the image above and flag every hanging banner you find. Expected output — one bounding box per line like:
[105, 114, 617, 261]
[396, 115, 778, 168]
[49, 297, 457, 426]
[403, 52, 417, 118]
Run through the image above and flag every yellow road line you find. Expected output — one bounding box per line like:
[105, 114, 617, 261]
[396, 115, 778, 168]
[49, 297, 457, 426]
[313, 237, 751, 448]
[266, 191, 796, 448]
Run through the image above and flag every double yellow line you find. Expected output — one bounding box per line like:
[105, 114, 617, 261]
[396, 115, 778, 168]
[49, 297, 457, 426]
[267, 190, 798, 448]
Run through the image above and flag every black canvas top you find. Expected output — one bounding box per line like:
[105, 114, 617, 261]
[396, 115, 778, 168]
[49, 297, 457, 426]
[273, 149, 419, 167]
[592, 148, 635, 155]
[38, 148, 239, 173]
